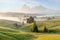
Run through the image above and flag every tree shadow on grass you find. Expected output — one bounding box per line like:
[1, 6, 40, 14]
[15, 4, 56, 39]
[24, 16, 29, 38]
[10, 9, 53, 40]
[35, 29, 60, 34]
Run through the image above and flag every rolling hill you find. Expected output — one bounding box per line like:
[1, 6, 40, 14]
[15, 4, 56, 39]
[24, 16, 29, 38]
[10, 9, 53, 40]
[0, 19, 36, 40]
[0, 19, 60, 40]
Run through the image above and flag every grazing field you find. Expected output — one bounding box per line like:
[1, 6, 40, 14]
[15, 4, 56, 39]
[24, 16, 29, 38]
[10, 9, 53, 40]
[0, 19, 60, 40]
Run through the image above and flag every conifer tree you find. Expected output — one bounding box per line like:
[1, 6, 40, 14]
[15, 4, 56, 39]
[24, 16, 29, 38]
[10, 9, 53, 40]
[44, 26, 48, 32]
[33, 21, 38, 32]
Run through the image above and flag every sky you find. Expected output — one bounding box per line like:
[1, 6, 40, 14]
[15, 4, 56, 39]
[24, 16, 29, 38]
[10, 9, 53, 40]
[0, 0, 60, 13]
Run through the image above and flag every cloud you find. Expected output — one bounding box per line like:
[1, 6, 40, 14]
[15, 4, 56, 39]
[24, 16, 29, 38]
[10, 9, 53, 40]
[23, 0, 40, 6]
[31, 5, 48, 13]
[27, 0, 60, 2]
[0, 0, 18, 3]
[47, 0, 60, 2]
[0, 0, 59, 14]
[0, 3, 59, 14]
[16, 4, 58, 14]
[19, 4, 31, 13]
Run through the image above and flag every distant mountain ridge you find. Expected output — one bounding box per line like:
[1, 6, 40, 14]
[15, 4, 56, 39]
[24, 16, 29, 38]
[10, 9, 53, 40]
[0, 12, 60, 17]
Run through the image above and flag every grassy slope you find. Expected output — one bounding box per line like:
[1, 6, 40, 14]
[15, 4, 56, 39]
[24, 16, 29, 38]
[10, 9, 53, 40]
[22, 20, 60, 32]
[0, 19, 60, 40]
[20, 19, 60, 40]
[36, 34, 60, 40]
[0, 19, 36, 40]
[0, 26, 36, 40]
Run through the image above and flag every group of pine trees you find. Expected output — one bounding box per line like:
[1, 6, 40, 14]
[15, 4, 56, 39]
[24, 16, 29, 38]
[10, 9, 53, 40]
[32, 21, 48, 32]
[27, 16, 48, 32]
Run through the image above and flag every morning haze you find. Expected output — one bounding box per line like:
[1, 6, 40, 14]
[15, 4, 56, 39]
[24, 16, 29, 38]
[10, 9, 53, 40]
[0, 0, 60, 40]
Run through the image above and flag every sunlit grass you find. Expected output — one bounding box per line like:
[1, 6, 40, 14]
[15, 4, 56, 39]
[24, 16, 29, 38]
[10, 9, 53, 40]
[0, 19, 60, 40]
[0, 26, 36, 40]
[36, 34, 60, 40]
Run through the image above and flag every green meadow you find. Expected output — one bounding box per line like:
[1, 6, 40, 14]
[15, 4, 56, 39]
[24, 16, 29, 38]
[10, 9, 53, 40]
[0, 19, 60, 40]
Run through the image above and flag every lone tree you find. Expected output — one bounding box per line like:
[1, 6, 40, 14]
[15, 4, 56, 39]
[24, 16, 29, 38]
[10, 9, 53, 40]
[44, 26, 48, 32]
[33, 21, 38, 32]
[27, 16, 34, 23]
